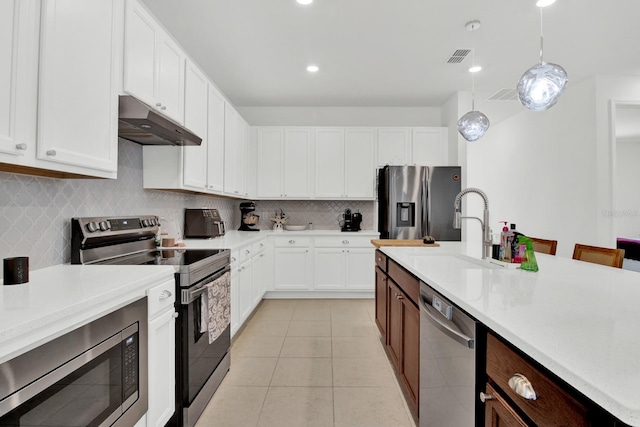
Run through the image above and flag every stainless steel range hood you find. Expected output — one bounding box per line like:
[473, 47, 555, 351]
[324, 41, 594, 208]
[118, 96, 202, 146]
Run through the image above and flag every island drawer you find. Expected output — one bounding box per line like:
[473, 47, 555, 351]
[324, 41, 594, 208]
[375, 250, 387, 272]
[387, 259, 419, 305]
[274, 237, 311, 247]
[486, 332, 589, 426]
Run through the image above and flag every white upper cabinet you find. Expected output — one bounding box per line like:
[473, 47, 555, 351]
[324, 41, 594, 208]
[37, 0, 122, 177]
[377, 127, 448, 167]
[182, 60, 208, 190]
[124, 0, 184, 124]
[377, 128, 411, 166]
[344, 128, 376, 198]
[207, 85, 225, 193]
[0, 0, 39, 165]
[411, 127, 448, 165]
[223, 104, 249, 198]
[314, 128, 345, 198]
[256, 127, 312, 199]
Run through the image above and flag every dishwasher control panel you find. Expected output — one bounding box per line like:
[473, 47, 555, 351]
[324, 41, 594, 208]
[432, 294, 453, 320]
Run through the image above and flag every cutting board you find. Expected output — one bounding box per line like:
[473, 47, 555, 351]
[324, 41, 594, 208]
[370, 239, 440, 248]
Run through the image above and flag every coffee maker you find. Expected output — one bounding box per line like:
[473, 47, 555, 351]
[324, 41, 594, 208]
[340, 209, 363, 232]
[239, 202, 260, 231]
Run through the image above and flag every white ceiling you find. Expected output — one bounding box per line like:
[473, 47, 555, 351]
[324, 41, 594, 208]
[141, 0, 640, 108]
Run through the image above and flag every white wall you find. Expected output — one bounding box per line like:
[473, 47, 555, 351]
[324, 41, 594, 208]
[464, 78, 599, 258]
[237, 106, 442, 126]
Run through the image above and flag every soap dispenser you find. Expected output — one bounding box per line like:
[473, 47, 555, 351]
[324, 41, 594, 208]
[499, 221, 509, 261]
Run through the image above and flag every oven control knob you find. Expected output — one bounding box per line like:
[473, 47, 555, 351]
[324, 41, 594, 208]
[143, 219, 150, 227]
[150, 218, 157, 226]
[87, 222, 98, 233]
[99, 221, 109, 231]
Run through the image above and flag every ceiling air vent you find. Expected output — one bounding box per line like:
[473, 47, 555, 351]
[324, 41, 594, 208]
[487, 88, 519, 101]
[446, 49, 471, 64]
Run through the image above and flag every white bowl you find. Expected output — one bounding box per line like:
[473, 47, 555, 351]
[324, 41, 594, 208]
[284, 225, 307, 231]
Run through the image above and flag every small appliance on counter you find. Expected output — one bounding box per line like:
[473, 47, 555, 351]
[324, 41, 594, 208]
[340, 208, 362, 232]
[184, 208, 226, 238]
[239, 202, 260, 231]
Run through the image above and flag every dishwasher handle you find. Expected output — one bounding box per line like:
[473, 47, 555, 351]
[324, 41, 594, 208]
[419, 294, 474, 349]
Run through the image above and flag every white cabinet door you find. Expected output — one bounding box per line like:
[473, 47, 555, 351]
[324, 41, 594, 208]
[0, 0, 38, 165]
[314, 128, 344, 198]
[230, 258, 239, 338]
[274, 248, 311, 290]
[148, 308, 176, 427]
[345, 128, 376, 198]
[256, 128, 284, 197]
[123, 0, 184, 124]
[182, 60, 208, 190]
[238, 261, 252, 323]
[156, 34, 184, 123]
[37, 0, 121, 176]
[313, 248, 345, 290]
[345, 248, 374, 290]
[251, 252, 265, 306]
[223, 104, 240, 195]
[377, 128, 411, 166]
[283, 128, 312, 198]
[412, 128, 448, 166]
[207, 85, 225, 192]
[123, 0, 156, 108]
[235, 114, 247, 197]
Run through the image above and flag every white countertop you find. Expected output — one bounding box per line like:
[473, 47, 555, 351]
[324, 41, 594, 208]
[380, 243, 640, 426]
[0, 264, 175, 364]
[180, 229, 379, 250]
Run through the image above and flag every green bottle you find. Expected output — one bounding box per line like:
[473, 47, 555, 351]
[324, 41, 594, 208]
[518, 236, 539, 272]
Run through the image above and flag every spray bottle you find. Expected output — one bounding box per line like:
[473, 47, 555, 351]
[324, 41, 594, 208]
[517, 235, 539, 272]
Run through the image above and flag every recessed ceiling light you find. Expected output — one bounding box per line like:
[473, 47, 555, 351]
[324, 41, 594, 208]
[306, 65, 319, 72]
[536, 0, 556, 7]
[297, 0, 313, 5]
[469, 65, 482, 73]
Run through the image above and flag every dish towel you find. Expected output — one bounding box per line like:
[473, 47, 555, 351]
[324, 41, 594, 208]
[199, 271, 230, 344]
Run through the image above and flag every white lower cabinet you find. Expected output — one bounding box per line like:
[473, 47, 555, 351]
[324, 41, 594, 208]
[274, 237, 312, 290]
[230, 250, 240, 338]
[230, 239, 267, 337]
[146, 279, 177, 427]
[313, 236, 374, 291]
[238, 258, 252, 324]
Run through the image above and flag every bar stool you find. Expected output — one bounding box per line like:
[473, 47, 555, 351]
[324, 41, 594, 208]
[529, 237, 558, 255]
[572, 243, 625, 268]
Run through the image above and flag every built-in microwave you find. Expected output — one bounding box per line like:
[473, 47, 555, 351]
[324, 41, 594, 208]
[0, 298, 148, 427]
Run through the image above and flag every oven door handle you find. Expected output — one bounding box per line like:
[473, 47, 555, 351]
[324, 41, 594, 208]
[419, 294, 474, 349]
[183, 266, 231, 305]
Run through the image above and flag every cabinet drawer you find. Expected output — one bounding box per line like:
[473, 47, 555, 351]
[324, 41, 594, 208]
[486, 333, 589, 426]
[230, 249, 240, 269]
[238, 244, 253, 263]
[147, 279, 176, 318]
[375, 250, 387, 272]
[314, 236, 372, 248]
[387, 259, 419, 305]
[252, 240, 266, 254]
[274, 237, 310, 247]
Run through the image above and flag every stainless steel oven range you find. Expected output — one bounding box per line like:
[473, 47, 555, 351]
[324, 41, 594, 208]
[0, 298, 147, 427]
[71, 215, 231, 427]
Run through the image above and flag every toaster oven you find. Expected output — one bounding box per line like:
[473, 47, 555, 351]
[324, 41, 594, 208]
[184, 208, 225, 239]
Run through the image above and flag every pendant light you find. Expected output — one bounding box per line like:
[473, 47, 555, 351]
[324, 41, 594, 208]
[457, 20, 490, 142]
[517, 1, 568, 111]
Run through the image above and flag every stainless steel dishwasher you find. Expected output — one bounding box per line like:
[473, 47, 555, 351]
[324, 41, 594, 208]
[419, 280, 478, 427]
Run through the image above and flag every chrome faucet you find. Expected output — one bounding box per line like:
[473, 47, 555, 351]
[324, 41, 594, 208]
[453, 188, 492, 259]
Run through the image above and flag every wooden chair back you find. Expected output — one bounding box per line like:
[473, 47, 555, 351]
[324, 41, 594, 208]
[529, 237, 558, 256]
[572, 244, 625, 268]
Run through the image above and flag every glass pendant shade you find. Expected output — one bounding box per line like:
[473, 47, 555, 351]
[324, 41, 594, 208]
[517, 62, 567, 111]
[457, 110, 490, 142]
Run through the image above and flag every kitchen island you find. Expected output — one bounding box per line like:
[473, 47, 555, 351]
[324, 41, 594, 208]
[380, 242, 640, 426]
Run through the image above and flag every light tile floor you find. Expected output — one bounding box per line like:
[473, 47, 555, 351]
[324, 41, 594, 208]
[195, 299, 416, 427]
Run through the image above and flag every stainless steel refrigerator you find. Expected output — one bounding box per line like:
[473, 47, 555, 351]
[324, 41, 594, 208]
[377, 165, 462, 241]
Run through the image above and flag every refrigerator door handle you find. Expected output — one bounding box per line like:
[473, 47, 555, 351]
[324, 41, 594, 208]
[422, 170, 429, 238]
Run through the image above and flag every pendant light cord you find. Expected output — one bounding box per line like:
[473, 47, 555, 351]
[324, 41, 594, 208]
[471, 24, 476, 111]
[539, 7, 544, 63]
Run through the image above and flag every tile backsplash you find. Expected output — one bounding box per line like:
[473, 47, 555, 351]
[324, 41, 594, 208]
[0, 139, 374, 276]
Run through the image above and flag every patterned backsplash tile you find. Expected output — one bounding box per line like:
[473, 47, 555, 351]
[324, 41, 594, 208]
[0, 139, 374, 276]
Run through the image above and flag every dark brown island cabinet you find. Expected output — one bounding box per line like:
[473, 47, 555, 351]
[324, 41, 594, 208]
[374, 249, 630, 427]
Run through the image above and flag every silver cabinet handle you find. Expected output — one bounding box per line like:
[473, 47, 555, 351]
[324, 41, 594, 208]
[289, 240, 295, 244]
[46, 150, 56, 156]
[159, 290, 172, 301]
[155, 102, 162, 107]
[245, 249, 250, 254]
[15, 143, 27, 150]
[508, 374, 537, 400]
[173, 312, 179, 318]
[259, 243, 264, 248]
[342, 240, 349, 244]
[396, 294, 403, 300]
[479, 392, 493, 403]
[161, 106, 166, 110]
[259, 254, 264, 258]
[231, 256, 237, 262]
